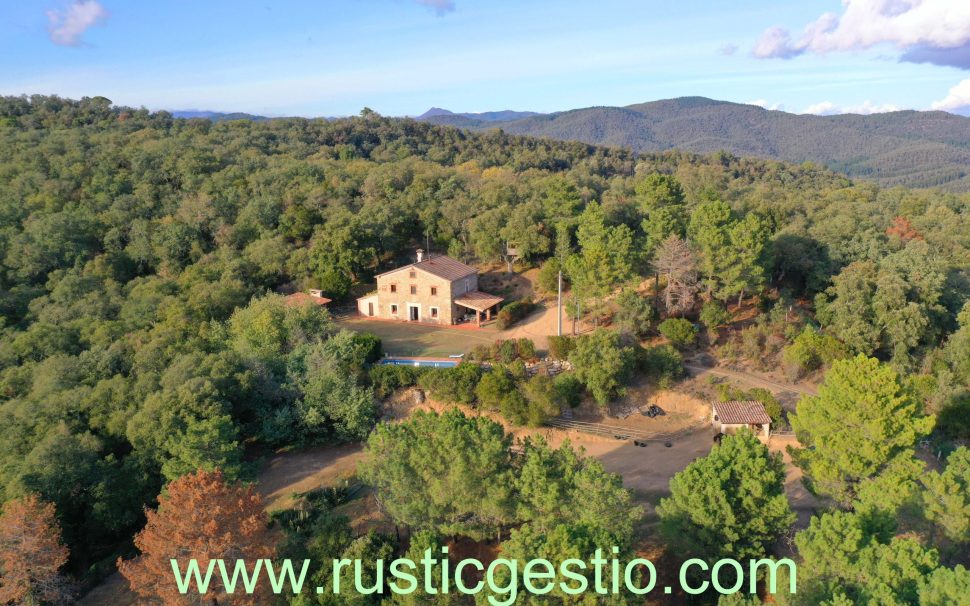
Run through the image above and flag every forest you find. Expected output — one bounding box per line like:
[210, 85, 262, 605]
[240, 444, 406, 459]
[1, 95, 969, 605]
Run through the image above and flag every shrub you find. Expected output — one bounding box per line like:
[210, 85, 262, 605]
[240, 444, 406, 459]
[569, 330, 636, 405]
[417, 363, 482, 405]
[638, 344, 684, 389]
[475, 368, 518, 411]
[537, 258, 562, 295]
[474, 368, 535, 426]
[516, 338, 536, 361]
[658, 318, 697, 349]
[495, 298, 536, 330]
[699, 301, 731, 338]
[552, 374, 584, 408]
[937, 394, 970, 440]
[548, 335, 575, 360]
[521, 374, 560, 426]
[497, 339, 519, 364]
[368, 364, 423, 399]
[351, 332, 382, 364]
[613, 289, 655, 337]
[506, 359, 528, 381]
[781, 326, 849, 380]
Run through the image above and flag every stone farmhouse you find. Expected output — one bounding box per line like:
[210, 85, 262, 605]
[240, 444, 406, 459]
[356, 250, 503, 326]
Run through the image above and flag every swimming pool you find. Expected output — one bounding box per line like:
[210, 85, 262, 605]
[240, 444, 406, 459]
[378, 357, 460, 368]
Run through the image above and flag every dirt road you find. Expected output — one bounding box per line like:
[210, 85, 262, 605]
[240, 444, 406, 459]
[685, 364, 817, 397]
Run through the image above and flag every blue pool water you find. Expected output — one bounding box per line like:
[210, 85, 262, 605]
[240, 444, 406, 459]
[379, 358, 459, 368]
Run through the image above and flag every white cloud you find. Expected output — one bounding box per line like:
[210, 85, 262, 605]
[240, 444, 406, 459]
[931, 78, 970, 112]
[415, 0, 455, 15]
[747, 99, 784, 111]
[753, 26, 800, 59]
[753, 0, 970, 60]
[46, 0, 107, 46]
[801, 100, 901, 115]
[803, 101, 838, 115]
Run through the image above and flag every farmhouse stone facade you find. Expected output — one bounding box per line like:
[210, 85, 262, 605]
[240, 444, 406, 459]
[356, 251, 503, 326]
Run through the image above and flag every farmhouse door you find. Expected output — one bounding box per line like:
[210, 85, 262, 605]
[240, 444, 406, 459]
[409, 305, 420, 321]
[368, 302, 374, 316]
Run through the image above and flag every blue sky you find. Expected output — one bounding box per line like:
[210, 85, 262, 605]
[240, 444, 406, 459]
[3, 0, 970, 117]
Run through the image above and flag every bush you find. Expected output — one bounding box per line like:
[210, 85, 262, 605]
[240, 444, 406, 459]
[497, 339, 519, 364]
[417, 363, 483, 405]
[475, 368, 518, 411]
[638, 344, 684, 389]
[699, 301, 731, 337]
[937, 394, 970, 440]
[552, 374, 584, 408]
[495, 298, 536, 330]
[548, 335, 575, 360]
[474, 367, 535, 426]
[351, 332, 382, 364]
[569, 330, 636, 405]
[781, 326, 848, 380]
[368, 364, 424, 399]
[537, 258, 562, 295]
[613, 289, 655, 337]
[506, 359, 528, 381]
[658, 318, 697, 349]
[521, 373, 560, 426]
[516, 338, 536, 361]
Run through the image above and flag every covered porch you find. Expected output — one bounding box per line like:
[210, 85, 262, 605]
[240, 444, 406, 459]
[454, 291, 504, 327]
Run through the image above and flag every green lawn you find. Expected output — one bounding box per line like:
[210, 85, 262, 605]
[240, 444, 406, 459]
[336, 317, 498, 357]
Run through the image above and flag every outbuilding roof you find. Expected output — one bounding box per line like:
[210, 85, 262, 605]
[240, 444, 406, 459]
[377, 254, 478, 282]
[284, 292, 331, 306]
[712, 400, 772, 425]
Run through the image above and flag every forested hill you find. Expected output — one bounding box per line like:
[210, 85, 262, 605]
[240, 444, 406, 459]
[419, 97, 970, 192]
[3, 95, 970, 588]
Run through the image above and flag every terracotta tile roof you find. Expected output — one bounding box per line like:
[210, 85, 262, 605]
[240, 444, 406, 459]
[712, 400, 772, 425]
[454, 291, 504, 311]
[284, 292, 331, 306]
[377, 254, 478, 282]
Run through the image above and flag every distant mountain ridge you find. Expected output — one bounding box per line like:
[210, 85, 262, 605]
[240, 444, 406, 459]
[171, 110, 270, 122]
[416, 107, 542, 124]
[417, 97, 970, 191]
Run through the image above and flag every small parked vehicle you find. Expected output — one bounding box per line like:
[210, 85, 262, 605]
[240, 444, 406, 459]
[642, 405, 666, 418]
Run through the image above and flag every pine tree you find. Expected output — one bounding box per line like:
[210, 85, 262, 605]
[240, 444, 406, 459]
[789, 355, 934, 506]
[657, 430, 794, 562]
[118, 469, 275, 605]
[0, 494, 72, 605]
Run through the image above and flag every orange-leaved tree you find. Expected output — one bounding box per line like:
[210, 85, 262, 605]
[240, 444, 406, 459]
[0, 494, 72, 605]
[118, 469, 275, 605]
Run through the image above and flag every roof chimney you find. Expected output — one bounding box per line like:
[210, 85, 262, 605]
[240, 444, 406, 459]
[416, 249, 424, 262]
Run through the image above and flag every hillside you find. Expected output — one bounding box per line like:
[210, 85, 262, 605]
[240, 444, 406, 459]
[419, 97, 970, 191]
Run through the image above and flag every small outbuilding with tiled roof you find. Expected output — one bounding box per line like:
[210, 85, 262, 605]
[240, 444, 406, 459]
[711, 400, 772, 438]
[284, 290, 332, 307]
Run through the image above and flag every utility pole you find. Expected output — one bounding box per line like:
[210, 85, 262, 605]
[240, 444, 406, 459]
[557, 269, 562, 337]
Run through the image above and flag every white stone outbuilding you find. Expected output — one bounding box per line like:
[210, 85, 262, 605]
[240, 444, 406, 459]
[711, 400, 772, 438]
